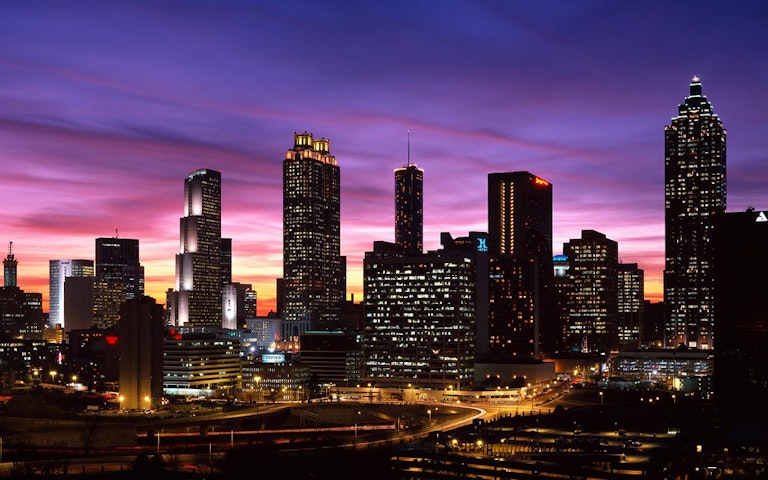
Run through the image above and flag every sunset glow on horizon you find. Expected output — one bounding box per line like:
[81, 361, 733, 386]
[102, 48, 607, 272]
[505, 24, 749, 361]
[3, 1, 768, 315]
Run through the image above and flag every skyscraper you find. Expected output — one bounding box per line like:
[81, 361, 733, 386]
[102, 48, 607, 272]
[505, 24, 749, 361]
[664, 77, 726, 350]
[167, 168, 222, 328]
[713, 209, 768, 426]
[617, 263, 644, 350]
[487, 172, 555, 357]
[363, 236, 479, 390]
[49, 259, 94, 329]
[282, 132, 341, 341]
[394, 163, 423, 256]
[4, 242, 17, 287]
[95, 237, 143, 300]
[563, 230, 619, 353]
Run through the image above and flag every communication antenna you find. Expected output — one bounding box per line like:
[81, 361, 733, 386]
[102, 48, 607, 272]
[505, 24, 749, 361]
[407, 130, 411, 167]
[115, 228, 119, 239]
[8, 241, 12, 256]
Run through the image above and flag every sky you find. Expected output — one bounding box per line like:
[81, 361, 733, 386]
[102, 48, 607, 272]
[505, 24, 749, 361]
[2, 0, 768, 316]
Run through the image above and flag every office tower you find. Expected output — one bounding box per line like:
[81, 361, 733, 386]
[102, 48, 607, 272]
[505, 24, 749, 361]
[664, 77, 726, 350]
[64, 276, 95, 332]
[95, 237, 143, 300]
[282, 132, 341, 341]
[617, 263, 644, 350]
[363, 237, 478, 390]
[713, 209, 768, 426]
[221, 238, 232, 286]
[395, 163, 424, 256]
[162, 329, 241, 394]
[563, 230, 619, 353]
[222, 282, 256, 330]
[552, 254, 571, 351]
[167, 168, 222, 328]
[4, 242, 17, 287]
[487, 172, 555, 357]
[119, 296, 164, 410]
[49, 259, 94, 329]
[94, 237, 143, 329]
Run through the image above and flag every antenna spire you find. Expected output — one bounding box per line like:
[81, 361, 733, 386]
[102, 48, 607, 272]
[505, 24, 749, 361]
[115, 228, 118, 239]
[407, 130, 411, 167]
[8, 241, 12, 256]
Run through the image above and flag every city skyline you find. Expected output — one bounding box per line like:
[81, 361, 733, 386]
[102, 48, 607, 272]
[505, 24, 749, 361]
[3, 1, 768, 315]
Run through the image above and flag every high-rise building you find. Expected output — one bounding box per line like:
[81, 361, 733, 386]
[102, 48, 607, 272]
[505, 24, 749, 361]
[4, 242, 17, 287]
[394, 163, 423, 256]
[362, 236, 479, 390]
[49, 259, 94, 329]
[119, 295, 164, 410]
[95, 237, 143, 300]
[167, 168, 222, 328]
[282, 132, 341, 341]
[222, 282, 256, 330]
[664, 77, 726, 350]
[487, 172, 555, 357]
[563, 230, 619, 353]
[617, 263, 644, 350]
[713, 209, 768, 426]
[220, 238, 232, 286]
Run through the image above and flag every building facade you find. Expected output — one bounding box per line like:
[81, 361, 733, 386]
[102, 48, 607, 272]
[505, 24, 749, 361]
[664, 77, 726, 350]
[394, 163, 424, 256]
[713, 209, 768, 425]
[563, 230, 619, 353]
[487, 172, 555, 357]
[282, 132, 342, 341]
[362, 237, 479, 390]
[617, 263, 644, 350]
[49, 259, 94, 329]
[167, 168, 222, 328]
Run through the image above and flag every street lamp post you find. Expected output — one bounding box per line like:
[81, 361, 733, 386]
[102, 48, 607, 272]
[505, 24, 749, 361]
[428, 409, 432, 424]
[599, 391, 604, 406]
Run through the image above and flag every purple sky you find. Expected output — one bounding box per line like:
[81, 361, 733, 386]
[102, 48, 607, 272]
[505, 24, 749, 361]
[3, 1, 768, 314]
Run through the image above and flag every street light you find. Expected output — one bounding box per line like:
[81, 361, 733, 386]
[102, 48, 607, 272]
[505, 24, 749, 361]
[427, 409, 432, 423]
[599, 391, 604, 406]
[49, 370, 57, 384]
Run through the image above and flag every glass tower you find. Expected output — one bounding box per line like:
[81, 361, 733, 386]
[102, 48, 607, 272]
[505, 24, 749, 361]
[664, 77, 726, 350]
[168, 168, 222, 328]
[282, 132, 341, 342]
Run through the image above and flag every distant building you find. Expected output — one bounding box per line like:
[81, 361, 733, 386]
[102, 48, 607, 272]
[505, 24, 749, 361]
[3, 242, 17, 287]
[362, 234, 480, 390]
[299, 331, 362, 385]
[49, 259, 94, 329]
[563, 230, 618, 353]
[487, 172, 555, 357]
[163, 329, 241, 397]
[713, 209, 768, 425]
[119, 296, 164, 410]
[611, 348, 713, 397]
[167, 168, 223, 328]
[617, 263, 644, 350]
[66, 327, 120, 389]
[244, 316, 281, 352]
[222, 282, 256, 330]
[664, 77, 726, 350]
[394, 162, 424, 256]
[242, 354, 311, 402]
[282, 132, 342, 340]
[95, 237, 143, 300]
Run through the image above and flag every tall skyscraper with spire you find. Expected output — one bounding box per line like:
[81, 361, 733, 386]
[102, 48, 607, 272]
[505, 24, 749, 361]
[167, 168, 222, 328]
[394, 144, 423, 256]
[664, 77, 726, 350]
[282, 132, 342, 342]
[4, 242, 17, 287]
